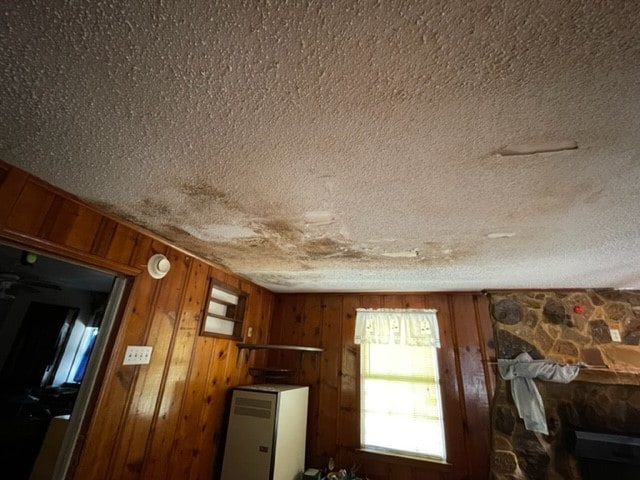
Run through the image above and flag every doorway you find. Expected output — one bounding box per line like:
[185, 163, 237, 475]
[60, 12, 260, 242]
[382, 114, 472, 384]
[0, 242, 125, 479]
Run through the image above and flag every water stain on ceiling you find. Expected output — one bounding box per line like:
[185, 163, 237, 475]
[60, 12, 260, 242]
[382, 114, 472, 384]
[1, 0, 640, 292]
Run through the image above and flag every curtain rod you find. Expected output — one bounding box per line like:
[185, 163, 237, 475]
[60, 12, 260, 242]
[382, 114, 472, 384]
[484, 360, 640, 374]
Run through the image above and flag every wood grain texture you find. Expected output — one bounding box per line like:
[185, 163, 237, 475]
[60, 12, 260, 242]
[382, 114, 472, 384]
[268, 293, 493, 480]
[0, 160, 494, 480]
[450, 294, 491, 479]
[0, 166, 29, 227]
[5, 179, 56, 237]
[0, 160, 275, 480]
[141, 258, 206, 479]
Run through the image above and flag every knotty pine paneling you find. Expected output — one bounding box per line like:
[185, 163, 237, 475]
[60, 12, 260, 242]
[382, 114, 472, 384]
[0, 161, 275, 480]
[268, 293, 495, 480]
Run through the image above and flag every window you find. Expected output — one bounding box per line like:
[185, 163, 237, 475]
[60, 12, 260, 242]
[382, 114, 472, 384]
[70, 326, 99, 383]
[200, 280, 248, 340]
[355, 308, 446, 461]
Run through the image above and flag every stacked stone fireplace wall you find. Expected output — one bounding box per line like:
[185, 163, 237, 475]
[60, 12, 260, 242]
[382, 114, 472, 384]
[489, 289, 640, 480]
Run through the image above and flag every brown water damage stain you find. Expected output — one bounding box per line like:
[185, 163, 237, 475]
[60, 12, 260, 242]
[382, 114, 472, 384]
[90, 200, 141, 224]
[247, 273, 316, 289]
[159, 219, 482, 273]
[419, 241, 474, 264]
[156, 224, 309, 272]
[302, 237, 342, 256]
[237, 236, 268, 248]
[179, 182, 227, 202]
[139, 198, 172, 217]
[159, 224, 228, 266]
[253, 219, 302, 241]
[302, 237, 364, 259]
[90, 198, 172, 228]
[176, 180, 246, 216]
[90, 195, 481, 287]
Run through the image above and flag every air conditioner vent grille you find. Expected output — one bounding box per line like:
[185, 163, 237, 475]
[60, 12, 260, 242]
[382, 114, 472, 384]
[233, 396, 272, 419]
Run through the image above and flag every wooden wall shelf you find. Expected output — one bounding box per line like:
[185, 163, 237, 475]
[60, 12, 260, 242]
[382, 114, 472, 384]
[236, 343, 323, 366]
[237, 343, 323, 353]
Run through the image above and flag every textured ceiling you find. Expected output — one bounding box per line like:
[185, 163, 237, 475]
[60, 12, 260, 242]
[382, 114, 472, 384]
[1, 0, 639, 292]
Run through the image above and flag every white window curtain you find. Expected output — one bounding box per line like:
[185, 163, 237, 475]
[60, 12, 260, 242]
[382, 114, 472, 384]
[354, 308, 440, 347]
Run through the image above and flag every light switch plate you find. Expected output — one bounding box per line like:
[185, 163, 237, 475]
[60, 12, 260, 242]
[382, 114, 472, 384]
[123, 345, 153, 365]
[610, 329, 621, 342]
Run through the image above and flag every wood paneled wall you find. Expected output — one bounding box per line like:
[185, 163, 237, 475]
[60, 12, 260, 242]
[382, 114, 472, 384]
[0, 160, 497, 479]
[0, 161, 275, 479]
[268, 293, 495, 480]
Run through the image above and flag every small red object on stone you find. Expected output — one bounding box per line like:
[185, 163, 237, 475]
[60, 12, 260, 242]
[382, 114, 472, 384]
[573, 304, 585, 314]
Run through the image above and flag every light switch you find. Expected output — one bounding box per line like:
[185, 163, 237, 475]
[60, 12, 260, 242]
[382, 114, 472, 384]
[610, 329, 621, 342]
[123, 345, 153, 365]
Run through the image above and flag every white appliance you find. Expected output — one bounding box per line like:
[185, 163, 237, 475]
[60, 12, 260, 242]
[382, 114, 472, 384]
[221, 384, 309, 480]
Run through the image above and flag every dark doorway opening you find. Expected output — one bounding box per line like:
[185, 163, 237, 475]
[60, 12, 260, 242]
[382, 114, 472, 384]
[0, 242, 121, 479]
[1, 303, 78, 390]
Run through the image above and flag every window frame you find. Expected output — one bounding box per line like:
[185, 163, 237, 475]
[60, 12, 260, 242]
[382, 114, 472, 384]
[356, 309, 450, 467]
[199, 279, 248, 341]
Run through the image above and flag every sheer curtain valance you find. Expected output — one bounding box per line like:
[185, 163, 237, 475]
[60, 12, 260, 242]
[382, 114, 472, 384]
[354, 308, 440, 347]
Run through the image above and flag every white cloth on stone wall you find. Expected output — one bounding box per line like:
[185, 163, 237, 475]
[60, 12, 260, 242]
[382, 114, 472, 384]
[497, 352, 581, 435]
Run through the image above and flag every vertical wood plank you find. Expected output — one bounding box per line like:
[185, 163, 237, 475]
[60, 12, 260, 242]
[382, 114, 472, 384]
[5, 180, 55, 236]
[106, 224, 139, 266]
[166, 336, 217, 480]
[0, 164, 9, 186]
[299, 295, 323, 467]
[360, 456, 388, 480]
[109, 248, 189, 479]
[74, 270, 162, 479]
[268, 296, 286, 345]
[91, 217, 118, 257]
[426, 294, 466, 479]
[0, 165, 29, 228]
[255, 287, 275, 363]
[389, 464, 412, 479]
[141, 258, 208, 479]
[337, 295, 361, 468]
[475, 294, 496, 406]
[451, 294, 491, 479]
[44, 199, 103, 252]
[192, 338, 232, 480]
[316, 295, 342, 461]
[279, 295, 307, 376]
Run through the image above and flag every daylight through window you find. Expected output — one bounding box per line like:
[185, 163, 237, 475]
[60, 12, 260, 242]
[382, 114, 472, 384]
[355, 308, 446, 461]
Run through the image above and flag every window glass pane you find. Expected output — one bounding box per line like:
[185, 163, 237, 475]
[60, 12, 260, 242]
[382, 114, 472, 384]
[361, 341, 445, 460]
[366, 343, 436, 377]
[363, 379, 440, 419]
[363, 412, 445, 458]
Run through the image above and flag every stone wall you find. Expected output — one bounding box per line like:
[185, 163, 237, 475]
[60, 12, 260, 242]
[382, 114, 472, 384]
[489, 290, 640, 480]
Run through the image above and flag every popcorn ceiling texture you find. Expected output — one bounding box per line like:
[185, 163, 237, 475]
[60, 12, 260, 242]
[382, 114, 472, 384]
[1, 1, 639, 292]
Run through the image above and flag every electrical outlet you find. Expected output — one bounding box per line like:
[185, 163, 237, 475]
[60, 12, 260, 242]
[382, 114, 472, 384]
[610, 329, 621, 342]
[247, 327, 253, 338]
[123, 345, 153, 365]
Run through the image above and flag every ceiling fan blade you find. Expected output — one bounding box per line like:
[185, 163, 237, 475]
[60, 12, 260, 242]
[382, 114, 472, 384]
[22, 279, 62, 291]
[13, 283, 40, 294]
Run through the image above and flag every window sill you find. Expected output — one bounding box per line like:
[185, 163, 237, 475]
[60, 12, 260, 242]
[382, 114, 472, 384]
[355, 449, 452, 471]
